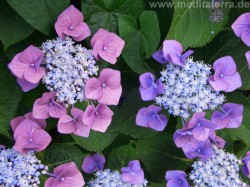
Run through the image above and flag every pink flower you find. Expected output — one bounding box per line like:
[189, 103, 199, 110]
[82, 103, 114, 133]
[85, 68, 122, 105]
[82, 153, 106, 173]
[45, 162, 85, 187]
[91, 29, 125, 64]
[13, 119, 51, 154]
[8, 45, 45, 92]
[10, 112, 46, 132]
[208, 56, 242, 92]
[55, 5, 90, 42]
[33, 92, 67, 119]
[58, 108, 90, 137]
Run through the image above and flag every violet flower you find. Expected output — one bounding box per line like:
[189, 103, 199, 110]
[82, 153, 106, 174]
[13, 119, 51, 154]
[8, 45, 45, 92]
[136, 105, 168, 131]
[211, 103, 244, 130]
[165, 170, 190, 187]
[91, 28, 125, 64]
[121, 160, 145, 185]
[85, 68, 122, 105]
[82, 103, 114, 133]
[208, 56, 242, 92]
[55, 5, 91, 42]
[242, 151, 250, 178]
[245, 51, 250, 70]
[45, 162, 85, 187]
[33, 92, 67, 119]
[58, 108, 90, 137]
[232, 13, 250, 46]
[139, 72, 164, 101]
[208, 130, 225, 148]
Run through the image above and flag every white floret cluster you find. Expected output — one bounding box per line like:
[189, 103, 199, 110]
[0, 148, 48, 187]
[41, 37, 99, 107]
[88, 169, 148, 187]
[190, 145, 248, 187]
[155, 57, 225, 118]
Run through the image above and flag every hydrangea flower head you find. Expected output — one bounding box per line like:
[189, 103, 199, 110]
[208, 56, 242, 92]
[187, 112, 216, 141]
[45, 162, 85, 187]
[88, 169, 148, 187]
[13, 119, 51, 154]
[82, 103, 114, 133]
[136, 105, 168, 131]
[242, 151, 250, 178]
[121, 160, 145, 185]
[8, 45, 45, 92]
[0, 148, 48, 187]
[211, 103, 244, 130]
[156, 57, 225, 118]
[42, 37, 99, 106]
[11, 112, 46, 132]
[85, 68, 122, 105]
[58, 108, 90, 137]
[232, 13, 250, 46]
[153, 40, 193, 66]
[182, 141, 214, 161]
[139, 72, 164, 101]
[190, 145, 247, 187]
[55, 5, 90, 41]
[165, 170, 190, 187]
[91, 28, 125, 64]
[33, 92, 67, 119]
[82, 153, 106, 173]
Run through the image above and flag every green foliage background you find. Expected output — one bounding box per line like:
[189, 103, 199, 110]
[0, 0, 250, 186]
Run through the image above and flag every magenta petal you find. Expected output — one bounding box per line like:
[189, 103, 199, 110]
[139, 86, 158, 101]
[23, 67, 45, 84]
[72, 22, 91, 41]
[58, 115, 76, 134]
[223, 72, 242, 92]
[148, 114, 168, 131]
[33, 98, 50, 119]
[98, 86, 122, 105]
[74, 123, 91, 137]
[213, 56, 237, 76]
[19, 45, 44, 65]
[139, 72, 154, 88]
[10, 116, 26, 132]
[246, 51, 250, 70]
[121, 160, 144, 185]
[208, 75, 229, 91]
[232, 13, 250, 38]
[48, 101, 67, 118]
[192, 126, 210, 141]
[85, 78, 103, 100]
[17, 78, 39, 92]
[91, 28, 107, 47]
[99, 68, 121, 89]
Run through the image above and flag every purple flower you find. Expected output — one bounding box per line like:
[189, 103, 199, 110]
[154, 40, 193, 66]
[208, 56, 242, 92]
[85, 68, 122, 105]
[211, 103, 244, 130]
[165, 170, 190, 187]
[8, 45, 45, 92]
[82, 153, 106, 173]
[121, 160, 144, 185]
[58, 108, 90, 137]
[45, 162, 85, 187]
[33, 92, 67, 119]
[13, 119, 51, 154]
[245, 51, 250, 70]
[232, 13, 250, 46]
[139, 72, 164, 101]
[187, 112, 216, 141]
[55, 5, 90, 42]
[208, 131, 225, 148]
[91, 29, 125, 64]
[182, 141, 214, 161]
[242, 151, 250, 178]
[82, 103, 114, 133]
[10, 112, 46, 132]
[136, 105, 168, 131]
[173, 127, 196, 148]
[0, 145, 5, 149]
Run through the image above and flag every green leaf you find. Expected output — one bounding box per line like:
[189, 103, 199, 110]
[108, 144, 139, 170]
[166, 0, 230, 49]
[118, 11, 161, 74]
[7, 0, 70, 35]
[0, 50, 22, 139]
[148, 184, 166, 187]
[135, 133, 191, 182]
[40, 143, 85, 170]
[0, 1, 34, 50]
[115, 89, 158, 138]
[72, 107, 119, 152]
[82, 0, 145, 33]
[194, 31, 250, 90]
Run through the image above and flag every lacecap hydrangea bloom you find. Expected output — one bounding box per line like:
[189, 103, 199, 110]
[189, 145, 248, 187]
[0, 148, 48, 187]
[8, 5, 125, 138]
